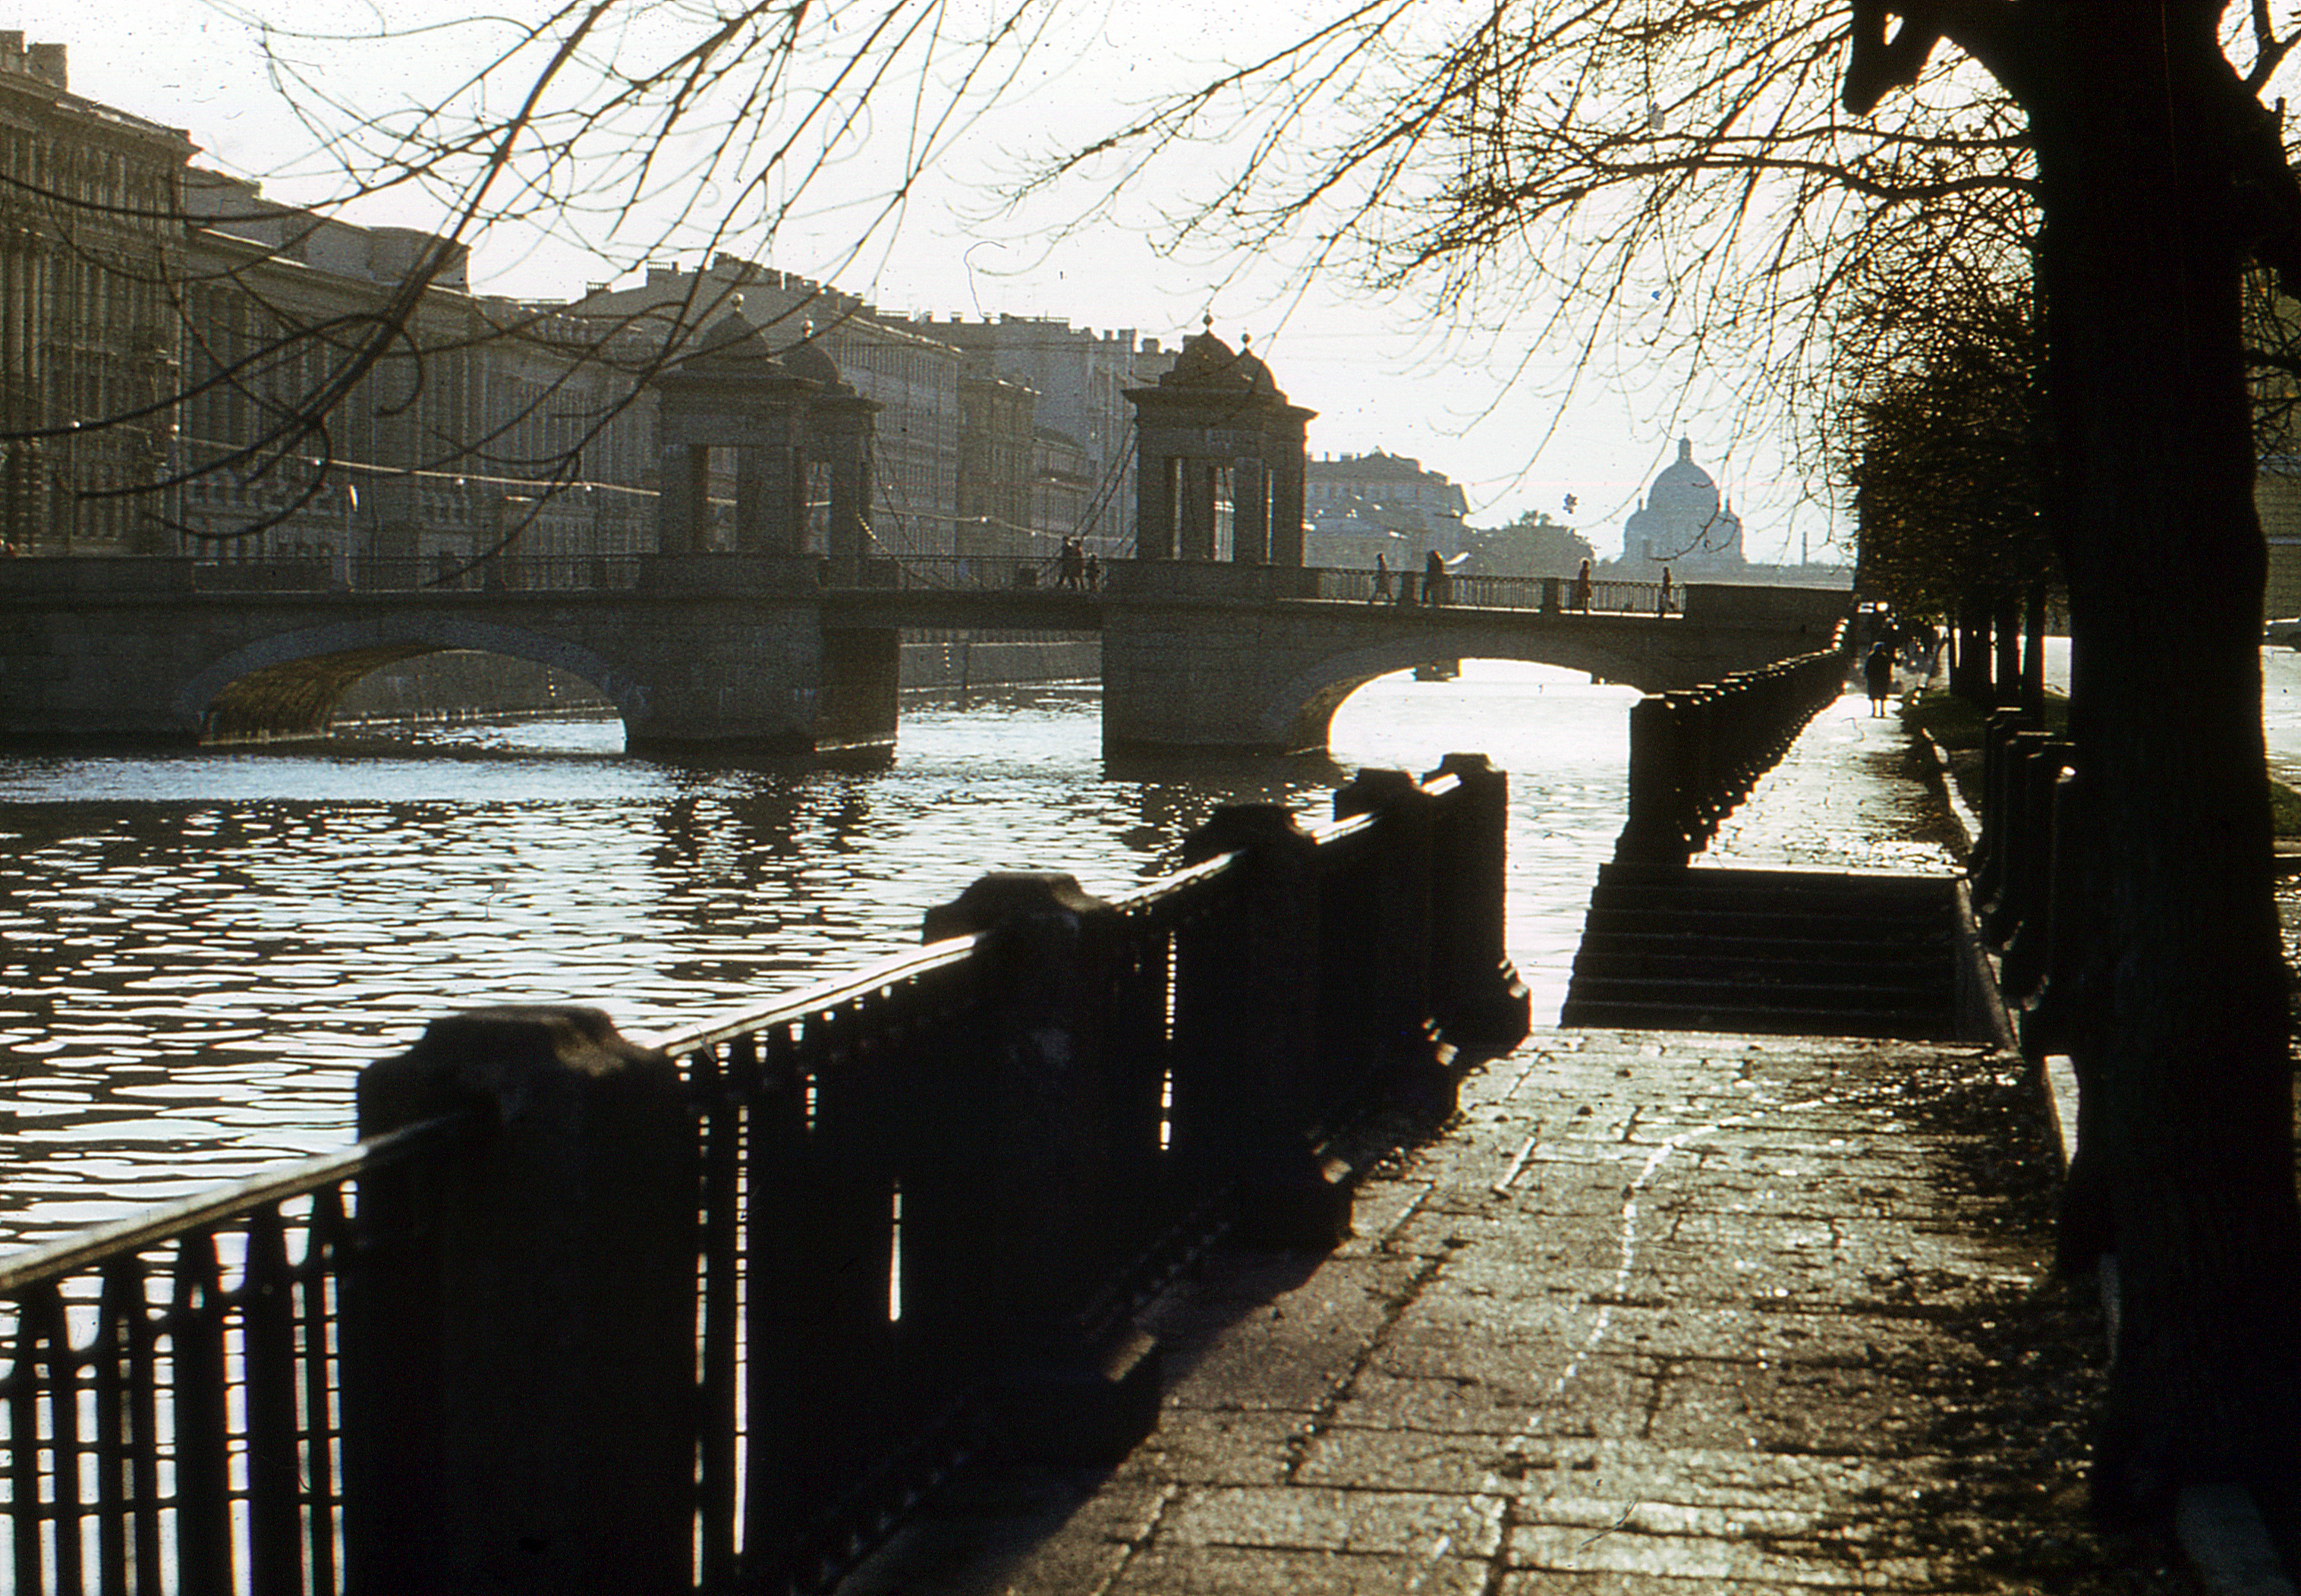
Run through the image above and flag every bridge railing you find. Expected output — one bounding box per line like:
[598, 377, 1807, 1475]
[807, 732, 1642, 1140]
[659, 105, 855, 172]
[345, 554, 650, 592]
[184, 554, 653, 593]
[2, 757, 1529, 1595]
[1311, 568, 1667, 613]
[836, 553, 1081, 591]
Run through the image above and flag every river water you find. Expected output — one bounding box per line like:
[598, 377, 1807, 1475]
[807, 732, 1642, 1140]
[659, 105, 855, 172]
[0, 662, 1637, 1249]
[13, 644, 2301, 1254]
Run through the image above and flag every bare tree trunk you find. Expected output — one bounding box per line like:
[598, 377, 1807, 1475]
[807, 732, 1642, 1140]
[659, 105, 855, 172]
[2022, 581, 2047, 716]
[2032, 1, 2301, 1507]
[1994, 593, 2022, 707]
[1955, 595, 1991, 704]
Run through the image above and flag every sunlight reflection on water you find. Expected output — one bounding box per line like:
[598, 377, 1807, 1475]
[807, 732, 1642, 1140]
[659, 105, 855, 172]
[0, 665, 1633, 1246]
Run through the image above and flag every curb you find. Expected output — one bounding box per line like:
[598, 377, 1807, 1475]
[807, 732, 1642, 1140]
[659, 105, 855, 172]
[1911, 722, 2297, 1596]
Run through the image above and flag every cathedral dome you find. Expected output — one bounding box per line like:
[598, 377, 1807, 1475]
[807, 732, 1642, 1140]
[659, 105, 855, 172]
[1645, 438, 1721, 523]
[1624, 438, 1744, 569]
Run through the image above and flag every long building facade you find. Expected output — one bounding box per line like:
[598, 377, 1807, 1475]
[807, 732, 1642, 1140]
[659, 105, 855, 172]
[0, 36, 192, 554]
[0, 42, 1173, 586]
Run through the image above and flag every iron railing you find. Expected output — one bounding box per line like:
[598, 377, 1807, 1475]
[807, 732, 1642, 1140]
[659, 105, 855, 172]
[2, 758, 1526, 1594]
[1310, 568, 1667, 614]
[0, 1115, 478, 1595]
[188, 554, 652, 593]
[1613, 623, 1853, 862]
[46, 552, 1698, 622]
[665, 792, 1446, 1593]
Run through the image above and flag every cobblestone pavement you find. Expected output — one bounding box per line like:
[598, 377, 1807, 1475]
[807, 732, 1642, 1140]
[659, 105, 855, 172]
[839, 694, 2195, 1595]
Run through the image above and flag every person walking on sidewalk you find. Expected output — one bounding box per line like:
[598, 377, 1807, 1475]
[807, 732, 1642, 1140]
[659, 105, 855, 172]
[1863, 641, 1895, 716]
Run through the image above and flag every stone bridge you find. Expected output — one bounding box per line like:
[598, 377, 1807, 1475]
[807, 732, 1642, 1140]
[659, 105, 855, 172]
[1089, 563, 1848, 754]
[0, 555, 1849, 758]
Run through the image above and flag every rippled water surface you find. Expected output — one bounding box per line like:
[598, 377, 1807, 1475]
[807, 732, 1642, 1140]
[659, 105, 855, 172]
[0, 664, 1635, 1247]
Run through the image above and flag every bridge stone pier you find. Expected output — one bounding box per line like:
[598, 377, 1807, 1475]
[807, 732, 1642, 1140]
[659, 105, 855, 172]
[1099, 563, 1851, 755]
[0, 555, 899, 757]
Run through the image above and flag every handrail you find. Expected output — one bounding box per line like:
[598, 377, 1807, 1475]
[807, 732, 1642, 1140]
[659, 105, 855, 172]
[641, 930, 984, 1059]
[0, 1110, 477, 1289]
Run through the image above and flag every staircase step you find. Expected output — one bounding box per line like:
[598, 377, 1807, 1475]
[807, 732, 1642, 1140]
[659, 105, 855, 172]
[1558, 998, 1962, 1040]
[1564, 865, 1970, 1043]
[1569, 951, 1951, 989]
[1580, 907, 1947, 942]
[1563, 973, 1949, 1010]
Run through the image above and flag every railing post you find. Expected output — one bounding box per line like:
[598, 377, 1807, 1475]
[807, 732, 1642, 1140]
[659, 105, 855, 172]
[1422, 754, 1532, 1054]
[1999, 737, 2073, 989]
[1332, 769, 1450, 1105]
[1176, 805, 1354, 1249]
[920, 874, 1163, 1463]
[346, 1006, 696, 1596]
[2019, 765, 2090, 1061]
[1616, 694, 1691, 864]
[1978, 728, 2052, 937]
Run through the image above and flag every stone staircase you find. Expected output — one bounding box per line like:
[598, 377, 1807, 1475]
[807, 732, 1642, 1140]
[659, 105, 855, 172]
[1562, 861, 1969, 1040]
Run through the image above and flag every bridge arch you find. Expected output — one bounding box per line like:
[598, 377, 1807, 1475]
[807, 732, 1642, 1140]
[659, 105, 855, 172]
[1258, 632, 1658, 752]
[178, 619, 647, 742]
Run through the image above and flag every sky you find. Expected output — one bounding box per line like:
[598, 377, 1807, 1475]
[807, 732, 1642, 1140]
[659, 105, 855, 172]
[14, 1, 1843, 562]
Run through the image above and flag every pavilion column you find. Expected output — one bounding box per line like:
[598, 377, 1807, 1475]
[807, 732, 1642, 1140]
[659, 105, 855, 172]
[1232, 456, 1269, 564]
[1179, 460, 1220, 561]
[656, 443, 709, 554]
[822, 406, 871, 582]
[735, 448, 769, 553]
[1134, 447, 1175, 559]
[1270, 419, 1308, 568]
[748, 444, 802, 556]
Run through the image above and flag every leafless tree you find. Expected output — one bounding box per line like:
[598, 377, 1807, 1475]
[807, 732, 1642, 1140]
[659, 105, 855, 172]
[1025, 0, 2301, 1513]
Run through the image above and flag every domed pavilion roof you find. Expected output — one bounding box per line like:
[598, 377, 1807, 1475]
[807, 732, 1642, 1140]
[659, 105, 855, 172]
[780, 333, 850, 392]
[675, 301, 851, 393]
[686, 307, 783, 369]
[1161, 319, 1283, 399]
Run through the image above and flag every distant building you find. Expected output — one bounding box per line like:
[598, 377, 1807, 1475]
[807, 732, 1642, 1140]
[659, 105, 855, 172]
[955, 370, 1035, 562]
[177, 170, 657, 575]
[1304, 450, 1469, 570]
[0, 38, 194, 553]
[1621, 439, 1745, 574]
[1031, 429, 1094, 553]
[0, 42, 1172, 582]
[918, 313, 1174, 555]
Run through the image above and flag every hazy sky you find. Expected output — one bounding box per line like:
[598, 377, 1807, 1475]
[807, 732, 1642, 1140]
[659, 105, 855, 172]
[14, 2, 1838, 560]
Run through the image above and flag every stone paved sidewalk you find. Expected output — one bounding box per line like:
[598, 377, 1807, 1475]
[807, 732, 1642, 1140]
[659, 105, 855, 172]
[1701, 688, 1966, 877]
[842, 1027, 2165, 1594]
[838, 693, 2190, 1595]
